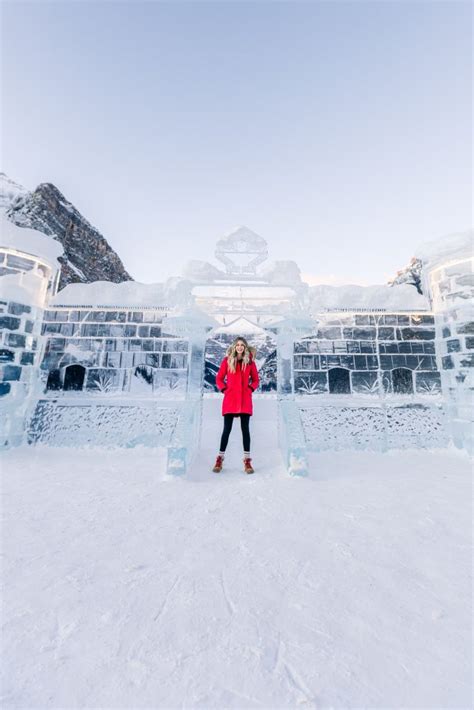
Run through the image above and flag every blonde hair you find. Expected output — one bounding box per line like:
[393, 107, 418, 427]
[226, 336, 257, 373]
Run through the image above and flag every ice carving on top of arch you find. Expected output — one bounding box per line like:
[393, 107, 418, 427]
[215, 226, 269, 275]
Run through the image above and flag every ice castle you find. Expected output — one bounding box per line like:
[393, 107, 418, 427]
[1, 219, 472, 474]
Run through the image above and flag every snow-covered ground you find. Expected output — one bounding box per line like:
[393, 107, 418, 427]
[1, 400, 472, 709]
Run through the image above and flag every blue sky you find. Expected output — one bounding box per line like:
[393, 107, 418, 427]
[2, 0, 472, 285]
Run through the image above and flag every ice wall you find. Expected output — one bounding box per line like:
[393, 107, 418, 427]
[293, 312, 440, 397]
[39, 306, 190, 398]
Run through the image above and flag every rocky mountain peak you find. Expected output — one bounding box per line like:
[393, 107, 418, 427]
[0, 172, 29, 211]
[1, 174, 133, 290]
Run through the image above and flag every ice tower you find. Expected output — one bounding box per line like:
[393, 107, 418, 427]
[419, 232, 474, 454]
[0, 217, 62, 446]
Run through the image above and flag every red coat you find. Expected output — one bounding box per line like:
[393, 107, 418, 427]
[216, 356, 259, 415]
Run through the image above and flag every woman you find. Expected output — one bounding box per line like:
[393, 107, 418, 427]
[213, 336, 259, 474]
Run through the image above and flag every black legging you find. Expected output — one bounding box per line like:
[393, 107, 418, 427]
[219, 414, 251, 453]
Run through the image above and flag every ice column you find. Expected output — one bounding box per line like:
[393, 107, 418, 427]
[164, 307, 216, 474]
[274, 314, 314, 475]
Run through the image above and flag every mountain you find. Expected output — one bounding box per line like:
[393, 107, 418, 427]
[0, 174, 29, 211]
[204, 326, 277, 392]
[0, 173, 133, 289]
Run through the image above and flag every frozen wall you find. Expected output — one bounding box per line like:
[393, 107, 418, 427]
[29, 400, 180, 448]
[298, 400, 447, 452]
[39, 307, 190, 398]
[30, 302, 208, 475]
[293, 312, 440, 397]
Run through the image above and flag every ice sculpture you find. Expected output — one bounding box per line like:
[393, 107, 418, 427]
[1, 220, 472, 469]
[215, 226, 268, 275]
[0, 218, 62, 447]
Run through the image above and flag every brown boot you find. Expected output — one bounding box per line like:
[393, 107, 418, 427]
[243, 457, 254, 474]
[212, 455, 224, 473]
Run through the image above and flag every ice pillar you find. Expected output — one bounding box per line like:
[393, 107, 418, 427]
[274, 314, 315, 474]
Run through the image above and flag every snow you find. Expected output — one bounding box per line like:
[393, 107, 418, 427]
[192, 284, 297, 300]
[1, 399, 471, 709]
[0, 214, 63, 265]
[416, 229, 473, 270]
[66, 261, 86, 280]
[309, 283, 429, 311]
[184, 260, 224, 281]
[50, 280, 168, 307]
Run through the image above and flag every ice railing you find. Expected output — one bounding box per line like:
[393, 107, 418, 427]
[297, 397, 448, 452]
[27, 395, 203, 476]
[28, 398, 181, 448]
[277, 395, 448, 475]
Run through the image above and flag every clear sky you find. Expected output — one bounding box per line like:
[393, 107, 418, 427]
[2, 0, 472, 286]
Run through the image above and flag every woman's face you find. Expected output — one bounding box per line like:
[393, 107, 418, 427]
[235, 341, 245, 357]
